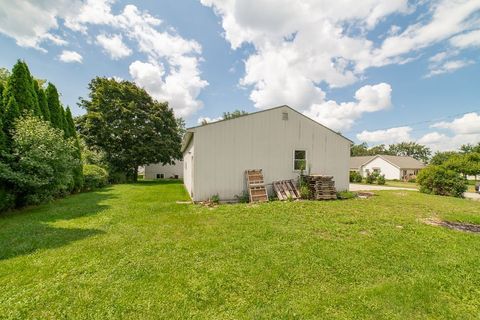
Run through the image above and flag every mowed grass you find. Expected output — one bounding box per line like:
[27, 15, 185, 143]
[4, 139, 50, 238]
[1, 181, 480, 319]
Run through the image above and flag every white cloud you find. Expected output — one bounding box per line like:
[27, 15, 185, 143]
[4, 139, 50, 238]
[96, 34, 132, 59]
[356, 126, 412, 144]
[129, 60, 208, 118]
[426, 59, 474, 77]
[431, 112, 480, 135]
[58, 50, 83, 63]
[201, 0, 480, 129]
[303, 83, 392, 132]
[197, 116, 222, 124]
[0, 0, 70, 50]
[450, 29, 480, 48]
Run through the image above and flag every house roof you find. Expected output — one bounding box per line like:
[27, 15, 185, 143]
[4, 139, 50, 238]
[351, 155, 426, 169]
[183, 105, 353, 147]
[350, 156, 375, 169]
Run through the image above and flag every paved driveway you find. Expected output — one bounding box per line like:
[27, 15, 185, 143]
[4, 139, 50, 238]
[349, 183, 480, 201]
[349, 183, 417, 191]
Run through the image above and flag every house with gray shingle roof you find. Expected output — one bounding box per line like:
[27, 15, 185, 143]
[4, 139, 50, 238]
[350, 155, 425, 180]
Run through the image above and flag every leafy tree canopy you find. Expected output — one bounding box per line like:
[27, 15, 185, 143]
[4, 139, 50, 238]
[78, 77, 182, 181]
[223, 109, 248, 120]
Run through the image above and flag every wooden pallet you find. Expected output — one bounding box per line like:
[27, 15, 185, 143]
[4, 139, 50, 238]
[273, 180, 300, 200]
[246, 169, 268, 203]
[304, 175, 337, 200]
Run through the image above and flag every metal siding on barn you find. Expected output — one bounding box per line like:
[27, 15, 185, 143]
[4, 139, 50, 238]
[144, 161, 184, 179]
[188, 106, 350, 202]
[183, 141, 194, 198]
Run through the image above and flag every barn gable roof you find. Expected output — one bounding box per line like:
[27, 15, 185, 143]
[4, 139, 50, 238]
[181, 105, 352, 152]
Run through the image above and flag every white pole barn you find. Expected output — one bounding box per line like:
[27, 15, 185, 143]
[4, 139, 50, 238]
[182, 105, 351, 202]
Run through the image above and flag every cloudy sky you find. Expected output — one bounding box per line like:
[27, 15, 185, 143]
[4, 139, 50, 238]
[1, 0, 479, 151]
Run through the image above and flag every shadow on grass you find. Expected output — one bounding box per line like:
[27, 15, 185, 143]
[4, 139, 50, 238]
[0, 188, 113, 260]
[133, 179, 183, 186]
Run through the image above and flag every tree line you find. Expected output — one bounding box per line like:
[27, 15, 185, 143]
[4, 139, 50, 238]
[1, 60, 183, 212]
[0, 61, 82, 210]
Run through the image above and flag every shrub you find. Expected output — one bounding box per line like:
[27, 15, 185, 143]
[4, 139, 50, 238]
[366, 173, 376, 184]
[299, 185, 311, 199]
[0, 115, 77, 206]
[210, 194, 220, 204]
[417, 165, 467, 197]
[109, 171, 127, 184]
[377, 174, 386, 185]
[83, 164, 109, 190]
[235, 191, 249, 203]
[337, 191, 357, 200]
[408, 178, 416, 183]
[349, 171, 362, 183]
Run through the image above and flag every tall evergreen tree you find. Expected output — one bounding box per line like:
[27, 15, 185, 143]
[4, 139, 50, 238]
[0, 82, 4, 117]
[34, 80, 50, 121]
[65, 107, 76, 138]
[3, 96, 20, 147]
[2, 60, 39, 116]
[46, 83, 63, 129]
[59, 105, 67, 134]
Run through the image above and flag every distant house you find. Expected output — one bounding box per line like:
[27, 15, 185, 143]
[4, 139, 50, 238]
[350, 155, 425, 180]
[144, 161, 183, 180]
[181, 105, 352, 202]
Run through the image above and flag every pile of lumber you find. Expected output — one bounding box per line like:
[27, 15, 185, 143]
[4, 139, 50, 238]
[273, 180, 300, 200]
[245, 169, 268, 203]
[303, 175, 337, 200]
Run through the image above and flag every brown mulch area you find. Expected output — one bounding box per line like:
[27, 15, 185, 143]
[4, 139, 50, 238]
[424, 218, 480, 233]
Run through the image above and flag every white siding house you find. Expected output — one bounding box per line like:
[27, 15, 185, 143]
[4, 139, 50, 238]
[350, 155, 425, 180]
[144, 161, 183, 180]
[182, 105, 352, 202]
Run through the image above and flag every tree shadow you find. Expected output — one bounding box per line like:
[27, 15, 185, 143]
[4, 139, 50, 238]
[0, 188, 114, 260]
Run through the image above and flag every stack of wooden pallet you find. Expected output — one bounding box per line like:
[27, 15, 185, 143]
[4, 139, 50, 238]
[245, 169, 268, 203]
[272, 180, 300, 200]
[304, 175, 337, 200]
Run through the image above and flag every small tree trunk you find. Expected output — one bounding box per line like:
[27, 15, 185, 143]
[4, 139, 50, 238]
[132, 166, 138, 182]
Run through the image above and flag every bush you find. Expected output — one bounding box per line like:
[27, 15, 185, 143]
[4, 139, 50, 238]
[83, 164, 109, 190]
[235, 191, 249, 203]
[377, 174, 386, 185]
[417, 165, 467, 197]
[349, 171, 363, 183]
[0, 115, 77, 206]
[408, 178, 416, 183]
[299, 185, 311, 199]
[366, 173, 376, 184]
[210, 194, 220, 204]
[109, 171, 127, 184]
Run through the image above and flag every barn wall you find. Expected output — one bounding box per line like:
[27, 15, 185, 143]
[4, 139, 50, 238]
[191, 106, 350, 201]
[144, 161, 184, 180]
[182, 141, 194, 199]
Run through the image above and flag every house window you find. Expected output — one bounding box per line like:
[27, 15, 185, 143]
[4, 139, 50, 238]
[156, 173, 164, 179]
[282, 112, 289, 120]
[373, 168, 380, 174]
[293, 150, 307, 171]
[174, 175, 179, 179]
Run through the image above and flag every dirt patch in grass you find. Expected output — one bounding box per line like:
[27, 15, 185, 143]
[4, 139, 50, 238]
[424, 218, 480, 233]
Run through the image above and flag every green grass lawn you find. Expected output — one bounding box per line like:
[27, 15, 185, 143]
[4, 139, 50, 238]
[1, 181, 480, 319]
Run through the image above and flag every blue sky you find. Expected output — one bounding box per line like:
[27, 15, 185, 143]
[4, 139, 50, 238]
[0, 0, 479, 151]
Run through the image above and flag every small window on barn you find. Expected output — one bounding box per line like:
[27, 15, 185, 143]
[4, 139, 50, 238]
[293, 150, 306, 171]
[174, 175, 179, 179]
[156, 174, 164, 179]
[282, 112, 288, 120]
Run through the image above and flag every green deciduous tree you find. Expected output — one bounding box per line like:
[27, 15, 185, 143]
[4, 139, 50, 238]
[387, 142, 431, 163]
[2, 60, 40, 116]
[0, 115, 78, 205]
[430, 151, 458, 165]
[417, 165, 467, 198]
[79, 77, 182, 181]
[223, 109, 248, 120]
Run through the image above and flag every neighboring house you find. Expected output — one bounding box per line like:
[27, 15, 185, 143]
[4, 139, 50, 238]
[182, 105, 352, 202]
[350, 155, 425, 180]
[144, 161, 183, 180]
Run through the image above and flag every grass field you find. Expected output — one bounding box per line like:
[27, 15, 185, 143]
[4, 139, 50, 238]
[1, 181, 480, 319]
[358, 180, 478, 193]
